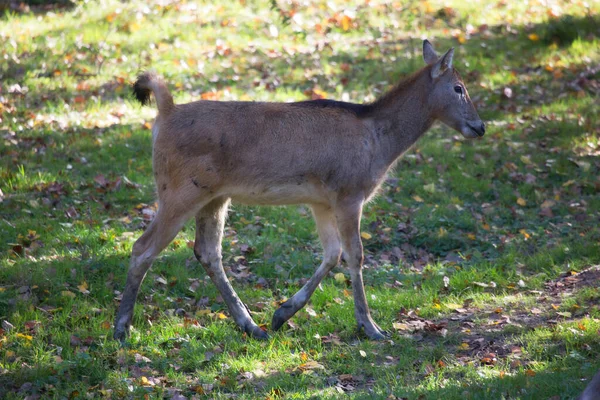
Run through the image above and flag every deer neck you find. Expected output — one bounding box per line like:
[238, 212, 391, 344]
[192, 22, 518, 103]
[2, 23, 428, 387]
[369, 67, 435, 168]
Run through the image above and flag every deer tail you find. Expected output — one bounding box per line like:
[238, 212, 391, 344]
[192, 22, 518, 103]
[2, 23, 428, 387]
[132, 71, 175, 115]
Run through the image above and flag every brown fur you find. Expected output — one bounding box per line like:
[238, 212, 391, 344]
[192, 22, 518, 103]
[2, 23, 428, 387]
[114, 40, 484, 341]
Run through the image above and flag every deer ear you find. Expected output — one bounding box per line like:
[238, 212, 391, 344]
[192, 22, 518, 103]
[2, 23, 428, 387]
[431, 48, 454, 79]
[423, 40, 438, 65]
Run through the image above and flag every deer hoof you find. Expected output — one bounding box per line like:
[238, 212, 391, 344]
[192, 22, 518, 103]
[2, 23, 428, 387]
[271, 302, 294, 331]
[245, 323, 269, 340]
[113, 326, 129, 343]
[359, 323, 389, 341]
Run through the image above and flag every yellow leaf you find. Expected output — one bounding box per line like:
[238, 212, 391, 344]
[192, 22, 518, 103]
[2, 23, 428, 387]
[300, 352, 308, 362]
[61, 290, 76, 298]
[413, 195, 424, 203]
[519, 229, 530, 239]
[392, 322, 410, 330]
[516, 197, 527, 206]
[540, 200, 555, 209]
[334, 273, 346, 284]
[528, 33, 540, 41]
[459, 342, 470, 350]
[17, 333, 33, 341]
[360, 232, 372, 240]
[343, 289, 351, 297]
[341, 15, 352, 31]
[139, 376, 150, 386]
[359, 350, 367, 357]
[423, 183, 435, 193]
[77, 281, 89, 294]
[467, 233, 476, 240]
[216, 312, 228, 320]
[128, 22, 141, 33]
[520, 155, 532, 165]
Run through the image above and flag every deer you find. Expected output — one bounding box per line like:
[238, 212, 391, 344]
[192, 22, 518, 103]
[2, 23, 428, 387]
[579, 370, 600, 400]
[113, 40, 485, 342]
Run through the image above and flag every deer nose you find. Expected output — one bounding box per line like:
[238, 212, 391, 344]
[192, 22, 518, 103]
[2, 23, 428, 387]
[478, 122, 486, 137]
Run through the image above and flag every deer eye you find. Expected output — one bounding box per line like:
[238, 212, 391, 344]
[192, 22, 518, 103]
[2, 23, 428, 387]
[454, 85, 463, 95]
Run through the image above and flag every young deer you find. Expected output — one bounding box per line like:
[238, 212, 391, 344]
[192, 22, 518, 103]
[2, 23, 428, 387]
[114, 40, 484, 341]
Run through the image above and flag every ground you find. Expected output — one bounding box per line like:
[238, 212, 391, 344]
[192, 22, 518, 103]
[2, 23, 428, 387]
[1, 0, 599, 399]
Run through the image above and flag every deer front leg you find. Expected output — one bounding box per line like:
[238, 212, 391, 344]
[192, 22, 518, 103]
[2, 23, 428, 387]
[336, 197, 388, 340]
[195, 198, 267, 339]
[272, 204, 341, 331]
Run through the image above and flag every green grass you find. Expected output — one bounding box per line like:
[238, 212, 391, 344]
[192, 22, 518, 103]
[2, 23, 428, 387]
[1, 0, 600, 398]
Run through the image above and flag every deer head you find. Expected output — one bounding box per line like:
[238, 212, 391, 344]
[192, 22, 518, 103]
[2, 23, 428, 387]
[423, 40, 485, 138]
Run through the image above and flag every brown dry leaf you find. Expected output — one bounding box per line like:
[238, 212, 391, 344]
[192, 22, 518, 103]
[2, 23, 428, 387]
[298, 361, 325, 371]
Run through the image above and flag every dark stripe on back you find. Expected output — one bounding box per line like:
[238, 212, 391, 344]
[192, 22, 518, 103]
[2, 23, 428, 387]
[292, 99, 373, 117]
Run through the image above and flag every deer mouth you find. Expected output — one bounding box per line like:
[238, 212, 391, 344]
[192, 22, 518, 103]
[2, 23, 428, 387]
[466, 121, 486, 137]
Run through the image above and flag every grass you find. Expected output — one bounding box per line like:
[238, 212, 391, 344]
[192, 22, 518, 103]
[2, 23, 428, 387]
[1, 0, 600, 398]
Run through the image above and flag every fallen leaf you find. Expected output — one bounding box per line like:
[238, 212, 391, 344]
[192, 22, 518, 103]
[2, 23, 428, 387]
[334, 273, 347, 284]
[392, 322, 410, 331]
[77, 281, 89, 294]
[16, 333, 33, 341]
[216, 312, 228, 320]
[423, 183, 435, 193]
[298, 361, 325, 371]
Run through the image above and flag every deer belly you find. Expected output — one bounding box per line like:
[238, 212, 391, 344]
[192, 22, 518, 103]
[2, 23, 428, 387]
[229, 182, 327, 206]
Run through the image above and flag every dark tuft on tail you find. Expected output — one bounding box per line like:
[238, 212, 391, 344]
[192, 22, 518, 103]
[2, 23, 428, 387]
[131, 71, 174, 114]
[132, 72, 153, 106]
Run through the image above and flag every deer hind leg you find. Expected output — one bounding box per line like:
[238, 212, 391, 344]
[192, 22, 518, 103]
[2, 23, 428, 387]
[336, 197, 388, 340]
[272, 204, 341, 331]
[114, 195, 204, 342]
[194, 197, 267, 339]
